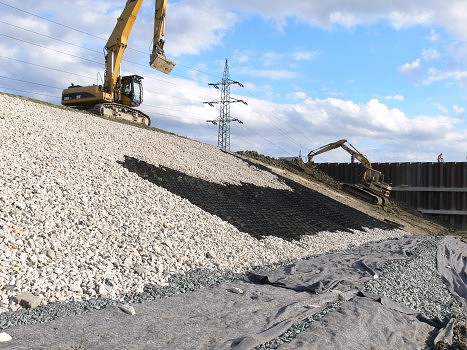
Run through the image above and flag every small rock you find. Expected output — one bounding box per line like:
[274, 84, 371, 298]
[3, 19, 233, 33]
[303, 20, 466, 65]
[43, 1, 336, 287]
[123, 257, 132, 267]
[119, 304, 136, 316]
[0, 332, 12, 342]
[16, 291, 42, 309]
[14, 201, 26, 210]
[98, 284, 108, 296]
[69, 284, 83, 294]
[132, 266, 147, 277]
[227, 287, 244, 294]
[206, 251, 215, 259]
[46, 249, 56, 259]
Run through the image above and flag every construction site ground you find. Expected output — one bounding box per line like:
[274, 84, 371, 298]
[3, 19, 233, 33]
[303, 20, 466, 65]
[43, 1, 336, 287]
[235, 151, 466, 240]
[1, 94, 466, 349]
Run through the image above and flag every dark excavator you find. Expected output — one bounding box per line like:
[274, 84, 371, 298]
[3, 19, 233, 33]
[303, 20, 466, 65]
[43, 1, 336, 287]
[307, 139, 392, 205]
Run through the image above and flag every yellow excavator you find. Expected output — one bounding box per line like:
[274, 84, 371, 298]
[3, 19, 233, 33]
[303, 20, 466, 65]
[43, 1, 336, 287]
[307, 139, 392, 205]
[61, 0, 175, 126]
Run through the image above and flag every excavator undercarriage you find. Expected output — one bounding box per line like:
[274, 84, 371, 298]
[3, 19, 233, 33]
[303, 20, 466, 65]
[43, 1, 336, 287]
[341, 183, 389, 206]
[93, 103, 151, 126]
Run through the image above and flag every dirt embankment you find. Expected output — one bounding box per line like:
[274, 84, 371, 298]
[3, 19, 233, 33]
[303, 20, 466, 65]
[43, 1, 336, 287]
[236, 151, 464, 239]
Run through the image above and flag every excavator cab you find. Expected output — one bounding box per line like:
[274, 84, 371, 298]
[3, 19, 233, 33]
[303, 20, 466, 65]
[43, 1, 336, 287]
[120, 75, 143, 107]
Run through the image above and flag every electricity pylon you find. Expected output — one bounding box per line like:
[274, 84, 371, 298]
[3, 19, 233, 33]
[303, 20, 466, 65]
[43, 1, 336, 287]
[204, 59, 247, 150]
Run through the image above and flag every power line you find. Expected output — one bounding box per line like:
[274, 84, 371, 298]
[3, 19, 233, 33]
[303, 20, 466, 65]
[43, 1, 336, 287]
[0, 75, 62, 90]
[235, 123, 296, 156]
[0, 23, 219, 93]
[0, 81, 295, 156]
[0, 55, 95, 80]
[0, 55, 215, 106]
[0, 3, 305, 156]
[0, 86, 60, 99]
[0, 1, 105, 41]
[0, 1, 222, 80]
[1, 48, 296, 156]
[0, 20, 102, 54]
[240, 88, 313, 151]
[0, 34, 103, 66]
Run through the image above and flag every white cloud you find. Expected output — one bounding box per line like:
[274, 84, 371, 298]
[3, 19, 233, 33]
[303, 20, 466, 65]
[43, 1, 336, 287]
[435, 103, 449, 114]
[167, 1, 238, 56]
[453, 105, 465, 115]
[258, 50, 318, 69]
[261, 52, 281, 68]
[421, 48, 440, 61]
[233, 50, 251, 64]
[239, 68, 297, 79]
[292, 50, 319, 61]
[384, 95, 404, 101]
[388, 10, 434, 29]
[227, 94, 466, 161]
[222, 1, 467, 41]
[422, 69, 467, 86]
[427, 29, 440, 42]
[1, 1, 467, 162]
[398, 59, 421, 75]
[286, 91, 307, 100]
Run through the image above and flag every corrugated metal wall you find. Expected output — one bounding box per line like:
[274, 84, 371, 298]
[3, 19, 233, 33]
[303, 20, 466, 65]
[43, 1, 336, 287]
[316, 162, 467, 229]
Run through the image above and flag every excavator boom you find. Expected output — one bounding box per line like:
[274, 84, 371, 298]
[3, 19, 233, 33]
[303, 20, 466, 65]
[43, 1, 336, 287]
[104, 0, 144, 95]
[61, 0, 176, 126]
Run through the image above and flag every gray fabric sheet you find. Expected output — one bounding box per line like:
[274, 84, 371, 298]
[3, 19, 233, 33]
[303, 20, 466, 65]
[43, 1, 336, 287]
[437, 236, 467, 314]
[2, 282, 347, 350]
[2, 236, 465, 350]
[278, 294, 436, 350]
[248, 236, 423, 294]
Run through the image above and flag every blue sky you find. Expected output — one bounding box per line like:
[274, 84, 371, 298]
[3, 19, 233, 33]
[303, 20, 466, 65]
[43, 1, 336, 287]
[1, 0, 466, 162]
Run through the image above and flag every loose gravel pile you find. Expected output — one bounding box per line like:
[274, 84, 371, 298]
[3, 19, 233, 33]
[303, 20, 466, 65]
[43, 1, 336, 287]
[4, 92, 462, 346]
[0, 94, 461, 349]
[364, 238, 464, 319]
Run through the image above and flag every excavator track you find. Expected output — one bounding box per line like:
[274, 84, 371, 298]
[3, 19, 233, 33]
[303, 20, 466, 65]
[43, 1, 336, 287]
[342, 183, 387, 206]
[93, 103, 151, 126]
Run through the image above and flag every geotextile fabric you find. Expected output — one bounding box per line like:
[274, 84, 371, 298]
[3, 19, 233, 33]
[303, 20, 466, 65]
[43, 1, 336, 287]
[437, 236, 467, 314]
[2, 236, 466, 350]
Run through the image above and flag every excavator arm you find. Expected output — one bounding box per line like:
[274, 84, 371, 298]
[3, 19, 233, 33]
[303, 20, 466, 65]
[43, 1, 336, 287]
[104, 0, 144, 97]
[150, 0, 176, 73]
[104, 0, 175, 96]
[307, 139, 372, 168]
[307, 139, 392, 204]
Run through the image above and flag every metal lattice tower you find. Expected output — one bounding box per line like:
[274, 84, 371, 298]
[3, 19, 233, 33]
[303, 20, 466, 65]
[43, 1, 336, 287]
[204, 59, 247, 150]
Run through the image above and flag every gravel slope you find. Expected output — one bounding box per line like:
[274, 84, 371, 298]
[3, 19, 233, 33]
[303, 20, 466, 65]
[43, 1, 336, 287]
[0, 93, 410, 314]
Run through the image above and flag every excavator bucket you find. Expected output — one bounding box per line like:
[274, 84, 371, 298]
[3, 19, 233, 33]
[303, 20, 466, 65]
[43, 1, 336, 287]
[150, 52, 176, 75]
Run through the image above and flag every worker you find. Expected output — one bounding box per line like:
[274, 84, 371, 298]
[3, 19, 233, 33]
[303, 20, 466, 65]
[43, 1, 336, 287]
[437, 153, 444, 162]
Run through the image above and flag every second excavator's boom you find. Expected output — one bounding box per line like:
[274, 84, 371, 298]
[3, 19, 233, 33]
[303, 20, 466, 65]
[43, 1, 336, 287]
[307, 139, 372, 169]
[307, 139, 392, 203]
